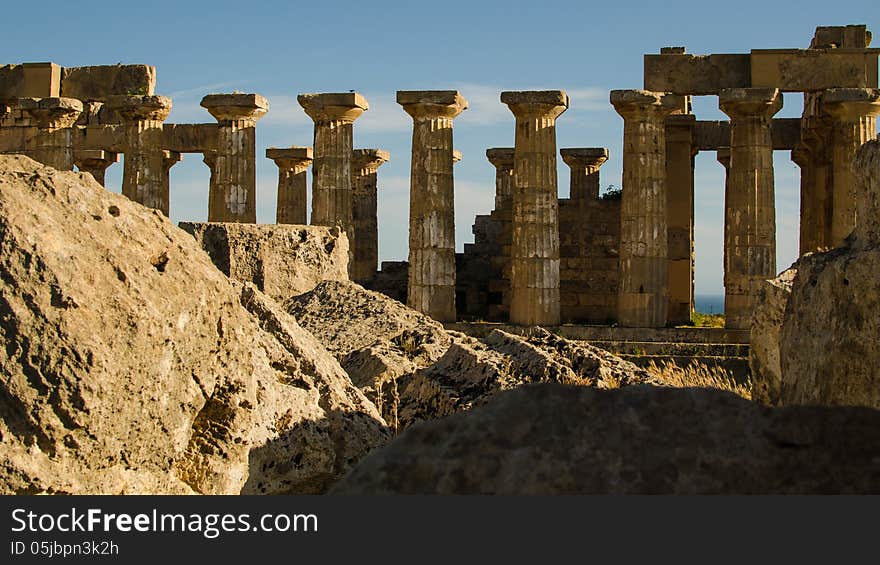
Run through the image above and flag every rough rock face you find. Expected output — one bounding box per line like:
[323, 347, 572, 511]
[778, 141, 880, 408]
[288, 281, 657, 430]
[179, 222, 349, 302]
[0, 155, 386, 495]
[749, 266, 797, 405]
[333, 384, 880, 494]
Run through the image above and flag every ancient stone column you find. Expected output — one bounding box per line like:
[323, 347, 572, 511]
[397, 90, 468, 322]
[350, 149, 390, 284]
[162, 150, 182, 212]
[823, 88, 880, 246]
[201, 93, 268, 223]
[610, 89, 680, 328]
[560, 148, 608, 201]
[486, 147, 514, 210]
[74, 149, 118, 186]
[717, 147, 731, 303]
[266, 146, 313, 225]
[719, 88, 782, 330]
[298, 92, 368, 262]
[502, 90, 568, 326]
[107, 95, 172, 214]
[791, 144, 816, 254]
[665, 114, 696, 325]
[19, 97, 83, 170]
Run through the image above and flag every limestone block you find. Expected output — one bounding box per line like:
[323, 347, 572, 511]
[0, 62, 60, 100]
[644, 53, 751, 95]
[61, 65, 155, 100]
[179, 222, 350, 301]
[751, 49, 879, 91]
[749, 267, 797, 405]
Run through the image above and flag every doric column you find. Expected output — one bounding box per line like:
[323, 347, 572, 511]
[791, 144, 815, 254]
[610, 89, 680, 328]
[486, 147, 514, 210]
[350, 149, 390, 283]
[397, 90, 468, 322]
[560, 147, 608, 201]
[162, 150, 182, 212]
[665, 114, 696, 325]
[717, 147, 731, 303]
[823, 88, 880, 245]
[298, 92, 368, 263]
[719, 87, 782, 330]
[266, 146, 312, 225]
[74, 149, 118, 186]
[19, 97, 83, 170]
[107, 95, 172, 214]
[501, 90, 568, 326]
[201, 93, 268, 223]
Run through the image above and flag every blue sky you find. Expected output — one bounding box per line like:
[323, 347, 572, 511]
[3, 0, 877, 296]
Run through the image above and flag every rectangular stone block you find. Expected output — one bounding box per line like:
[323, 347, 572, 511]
[750, 49, 879, 91]
[0, 63, 61, 100]
[60, 65, 156, 101]
[644, 54, 751, 95]
[179, 222, 349, 301]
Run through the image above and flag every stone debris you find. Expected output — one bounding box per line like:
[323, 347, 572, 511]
[0, 155, 387, 495]
[333, 384, 880, 494]
[180, 222, 350, 302]
[749, 266, 798, 404]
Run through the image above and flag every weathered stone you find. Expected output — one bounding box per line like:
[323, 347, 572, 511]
[398, 90, 467, 322]
[643, 53, 752, 95]
[0, 63, 61, 100]
[486, 147, 514, 209]
[0, 155, 386, 494]
[266, 146, 312, 225]
[334, 384, 880, 494]
[179, 222, 349, 302]
[611, 89, 680, 328]
[777, 141, 880, 408]
[751, 49, 879, 91]
[18, 97, 83, 170]
[106, 95, 172, 214]
[502, 90, 568, 326]
[719, 88, 782, 329]
[60, 64, 156, 100]
[73, 149, 118, 186]
[201, 93, 268, 223]
[665, 115, 696, 325]
[299, 92, 368, 267]
[749, 266, 797, 405]
[351, 148, 390, 283]
[560, 147, 608, 201]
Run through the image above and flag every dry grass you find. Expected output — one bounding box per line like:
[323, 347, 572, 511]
[645, 359, 752, 400]
[691, 311, 725, 328]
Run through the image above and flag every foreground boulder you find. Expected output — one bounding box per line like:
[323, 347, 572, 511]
[288, 281, 657, 429]
[179, 222, 349, 301]
[0, 155, 386, 494]
[778, 141, 880, 408]
[749, 266, 797, 404]
[333, 384, 880, 494]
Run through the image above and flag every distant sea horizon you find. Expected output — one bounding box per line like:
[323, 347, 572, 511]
[695, 294, 724, 314]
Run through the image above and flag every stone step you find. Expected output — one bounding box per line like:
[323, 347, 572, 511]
[586, 340, 749, 357]
[445, 322, 750, 344]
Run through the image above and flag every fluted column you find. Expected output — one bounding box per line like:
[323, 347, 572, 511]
[107, 95, 172, 214]
[19, 97, 83, 170]
[299, 92, 368, 266]
[502, 90, 568, 326]
[823, 88, 880, 245]
[266, 146, 312, 225]
[665, 114, 696, 325]
[162, 150, 182, 212]
[201, 93, 268, 223]
[719, 88, 782, 329]
[351, 148, 390, 283]
[74, 149, 118, 186]
[486, 147, 514, 210]
[560, 147, 608, 202]
[791, 144, 815, 254]
[398, 90, 468, 322]
[717, 147, 732, 307]
[611, 89, 680, 328]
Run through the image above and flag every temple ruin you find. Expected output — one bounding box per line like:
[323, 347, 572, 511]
[1, 24, 877, 333]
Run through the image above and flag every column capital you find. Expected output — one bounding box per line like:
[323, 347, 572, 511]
[396, 90, 467, 119]
[73, 149, 118, 167]
[200, 93, 268, 124]
[719, 88, 782, 120]
[486, 147, 514, 170]
[352, 148, 390, 172]
[298, 92, 368, 123]
[266, 146, 314, 169]
[791, 145, 811, 168]
[610, 89, 680, 118]
[501, 90, 568, 119]
[162, 150, 182, 170]
[106, 95, 172, 123]
[560, 147, 609, 171]
[452, 149, 462, 164]
[822, 88, 880, 121]
[19, 97, 83, 128]
[716, 147, 731, 167]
